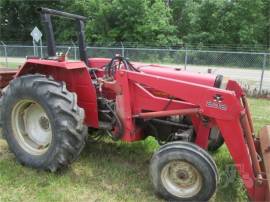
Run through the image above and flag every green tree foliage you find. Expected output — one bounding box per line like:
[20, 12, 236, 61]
[137, 0, 179, 45]
[170, 0, 268, 48]
[85, 0, 150, 43]
[0, 0, 269, 49]
[262, 0, 270, 48]
[64, 0, 178, 46]
[0, 0, 64, 43]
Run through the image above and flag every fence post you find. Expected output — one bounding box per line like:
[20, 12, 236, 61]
[32, 39, 37, 56]
[184, 47, 188, 70]
[259, 53, 267, 95]
[0, 41, 8, 67]
[121, 41, 125, 57]
[40, 39, 43, 58]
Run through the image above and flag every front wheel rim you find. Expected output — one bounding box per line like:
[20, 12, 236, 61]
[161, 160, 203, 198]
[11, 99, 52, 155]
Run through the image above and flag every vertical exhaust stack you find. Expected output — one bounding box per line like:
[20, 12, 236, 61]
[37, 7, 89, 65]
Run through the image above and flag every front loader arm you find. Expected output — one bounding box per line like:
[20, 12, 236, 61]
[126, 70, 243, 120]
[113, 70, 269, 201]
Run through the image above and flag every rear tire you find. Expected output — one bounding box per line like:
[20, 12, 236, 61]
[208, 127, 224, 151]
[1, 74, 87, 171]
[150, 141, 218, 201]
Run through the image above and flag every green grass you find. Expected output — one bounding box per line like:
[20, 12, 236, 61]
[0, 98, 269, 202]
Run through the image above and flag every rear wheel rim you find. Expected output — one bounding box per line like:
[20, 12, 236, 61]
[161, 160, 202, 198]
[11, 99, 52, 155]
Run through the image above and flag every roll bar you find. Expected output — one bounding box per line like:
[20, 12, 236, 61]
[37, 7, 89, 65]
[37, 7, 87, 21]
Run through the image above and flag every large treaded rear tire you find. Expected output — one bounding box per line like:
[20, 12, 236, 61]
[1, 74, 87, 171]
[208, 127, 224, 151]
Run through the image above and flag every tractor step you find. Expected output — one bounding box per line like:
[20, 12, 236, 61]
[259, 125, 270, 198]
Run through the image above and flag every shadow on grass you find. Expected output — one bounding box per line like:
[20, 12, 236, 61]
[0, 137, 247, 201]
[64, 137, 162, 201]
[78, 138, 247, 202]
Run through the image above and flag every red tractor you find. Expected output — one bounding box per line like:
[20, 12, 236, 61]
[0, 8, 270, 201]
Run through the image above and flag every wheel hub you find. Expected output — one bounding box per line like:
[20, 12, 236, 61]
[177, 171, 189, 180]
[161, 160, 202, 198]
[11, 100, 52, 155]
[39, 116, 50, 130]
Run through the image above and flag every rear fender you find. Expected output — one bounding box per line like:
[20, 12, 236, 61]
[16, 59, 99, 127]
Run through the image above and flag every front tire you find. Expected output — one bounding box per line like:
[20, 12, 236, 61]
[150, 141, 218, 201]
[1, 74, 87, 171]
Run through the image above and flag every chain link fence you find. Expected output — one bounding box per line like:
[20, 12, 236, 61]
[0, 42, 269, 95]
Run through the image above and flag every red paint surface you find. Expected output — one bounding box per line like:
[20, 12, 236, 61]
[0, 57, 268, 201]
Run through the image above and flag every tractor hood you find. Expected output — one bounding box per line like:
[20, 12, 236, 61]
[88, 58, 223, 88]
[133, 63, 223, 88]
